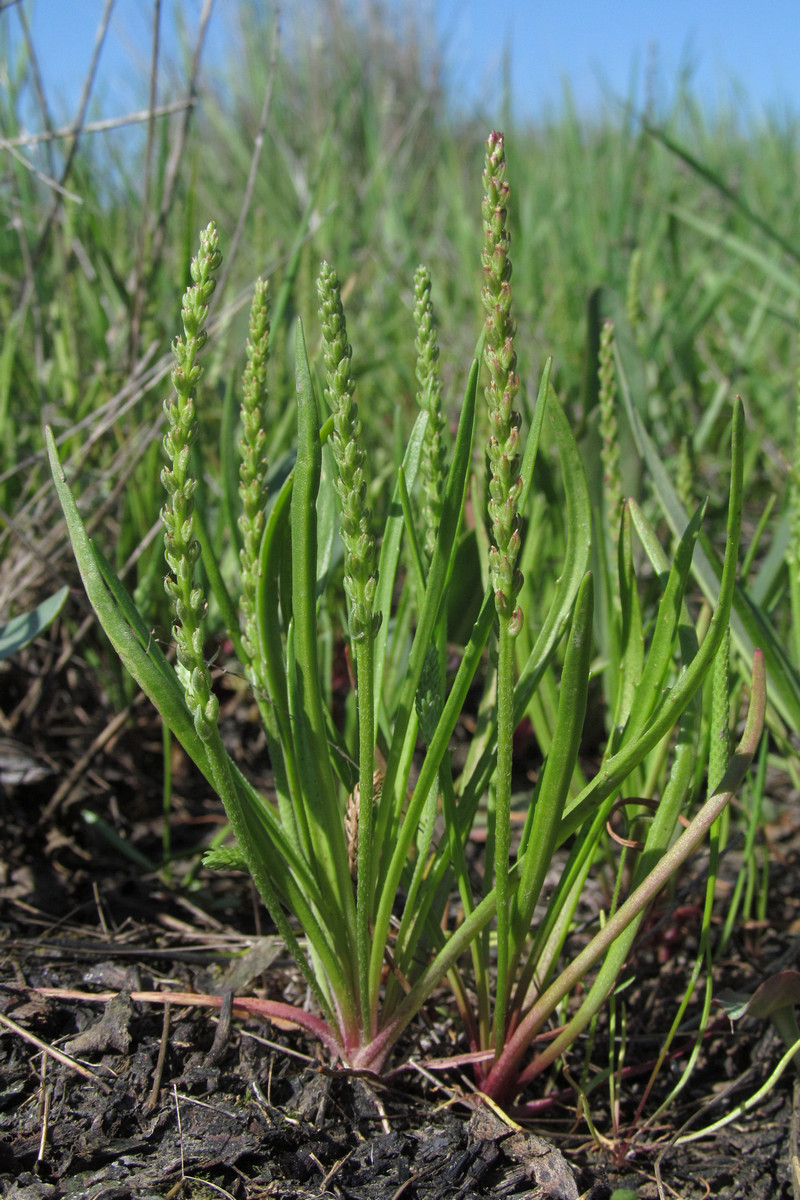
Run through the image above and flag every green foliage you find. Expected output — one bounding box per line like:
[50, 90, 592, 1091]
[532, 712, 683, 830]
[48, 135, 764, 1103]
[0, 586, 68, 660]
[3, 0, 795, 1132]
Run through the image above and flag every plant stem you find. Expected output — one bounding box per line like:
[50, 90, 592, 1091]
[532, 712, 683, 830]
[355, 633, 376, 1035]
[481, 130, 524, 1054]
[493, 624, 514, 1051]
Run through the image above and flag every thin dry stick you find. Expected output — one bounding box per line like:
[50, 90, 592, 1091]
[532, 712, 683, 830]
[31, 0, 115, 267]
[216, 12, 281, 301]
[173, 1083, 185, 1191]
[0, 1011, 112, 1094]
[39, 704, 137, 821]
[15, 0, 57, 177]
[143, 1000, 171, 1114]
[3, 101, 195, 147]
[4, 0, 113, 449]
[0, 138, 83, 202]
[319, 1150, 355, 1193]
[92, 881, 111, 938]
[205, 991, 234, 1067]
[128, 0, 164, 369]
[146, 0, 214, 278]
[181, 1177, 236, 1200]
[36, 1051, 50, 1166]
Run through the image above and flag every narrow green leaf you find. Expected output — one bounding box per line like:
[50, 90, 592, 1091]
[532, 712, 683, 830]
[617, 366, 800, 731]
[291, 319, 356, 936]
[459, 393, 592, 820]
[614, 504, 644, 730]
[647, 123, 800, 266]
[624, 498, 706, 741]
[511, 571, 594, 955]
[665, 203, 800, 301]
[47, 426, 213, 778]
[0, 585, 69, 660]
[372, 408, 429, 730]
[560, 399, 745, 840]
[192, 496, 245, 664]
[369, 359, 479, 1000]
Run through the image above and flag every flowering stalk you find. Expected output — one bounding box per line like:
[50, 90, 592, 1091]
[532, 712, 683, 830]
[238, 278, 270, 680]
[161, 222, 222, 741]
[317, 261, 379, 1036]
[599, 318, 623, 544]
[413, 264, 447, 565]
[160, 227, 343, 1035]
[236, 281, 303, 843]
[410, 265, 449, 951]
[482, 131, 523, 1052]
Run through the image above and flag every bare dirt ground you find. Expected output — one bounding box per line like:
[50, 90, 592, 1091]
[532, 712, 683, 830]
[2, 638, 800, 1200]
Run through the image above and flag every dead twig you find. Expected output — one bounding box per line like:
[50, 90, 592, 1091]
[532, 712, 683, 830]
[143, 1000, 171, 1114]
[0, 1011, 112, 1094]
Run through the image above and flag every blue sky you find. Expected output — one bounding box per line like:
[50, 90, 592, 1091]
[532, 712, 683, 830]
[437, 0, 800, 123]
[8, 0, 800, 128]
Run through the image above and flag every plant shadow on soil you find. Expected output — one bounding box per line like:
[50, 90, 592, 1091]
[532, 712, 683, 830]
[1, 649, 799, 1199]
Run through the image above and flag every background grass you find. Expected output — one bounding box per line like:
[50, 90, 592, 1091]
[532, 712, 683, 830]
[3, 2, 797, 599]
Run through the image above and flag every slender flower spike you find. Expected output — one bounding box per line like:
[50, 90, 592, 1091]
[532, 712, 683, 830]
[238, 279, 271, 678]
[413, 265, 446, 565]
[161, 222, 222, 740]
[599, 318, 622, 543]
[482, 132, 523, 635]
[626, 247, 645, 349]
[317, 261, 380, 642]
[412, 271, 446, 745]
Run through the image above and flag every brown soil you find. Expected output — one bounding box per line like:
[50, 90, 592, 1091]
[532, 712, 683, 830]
[2, 640, 800, 1200]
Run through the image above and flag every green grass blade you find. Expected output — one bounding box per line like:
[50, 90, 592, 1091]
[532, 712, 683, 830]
[617, 367, 800, 732]
[622, 498, 706, 742]
[647, 123, 800, 266]
[372, 408, 428, 730]
[561, 399, 745, 839]
[459, 393, 591, 819]
[613, 503, 644, 729]
[665, 203, 800, 302]
[0, 585, 69, 659]
[368, 359, 479, 1000]
[47, 425, 213, 777]
[510, 571, 593, 960]
[291, 319, 356, 938]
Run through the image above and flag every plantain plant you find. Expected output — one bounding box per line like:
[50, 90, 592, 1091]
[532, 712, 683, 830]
[47, 133, 764, 1104]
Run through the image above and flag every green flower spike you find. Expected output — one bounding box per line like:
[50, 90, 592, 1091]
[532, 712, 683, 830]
[161, 221, 222, 741]
[482, 131, 523, 636]
[599, 318, 623, 542]
[238, 278, 271, 680]
[317, 260, 380, 642]
[414, 264, 446, 565]
[317, 260, 381, 1038]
